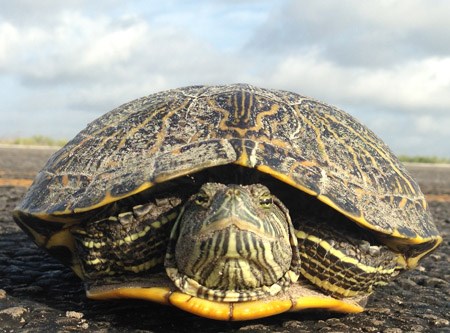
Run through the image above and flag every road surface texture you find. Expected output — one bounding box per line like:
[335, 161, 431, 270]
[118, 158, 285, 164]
[0, 146, 449, 332]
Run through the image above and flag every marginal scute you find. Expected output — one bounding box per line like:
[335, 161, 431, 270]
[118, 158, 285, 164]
[395, 226, 419, 239]
[153, 139, 237, 182]
[318, 190, 362, 219]
[110, 172, 146, 197]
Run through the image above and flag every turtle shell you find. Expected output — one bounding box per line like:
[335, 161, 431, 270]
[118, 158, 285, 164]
[14, 84, 441, 270]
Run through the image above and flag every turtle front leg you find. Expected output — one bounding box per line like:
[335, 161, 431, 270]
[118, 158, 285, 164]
[295, 216, 401, 298]
[71, 197, 181, 288]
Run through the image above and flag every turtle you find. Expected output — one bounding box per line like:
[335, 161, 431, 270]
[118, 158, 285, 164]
[13, 84, 442, 321]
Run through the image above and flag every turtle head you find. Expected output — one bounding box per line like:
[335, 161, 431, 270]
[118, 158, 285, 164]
[165, 183, 300, 302]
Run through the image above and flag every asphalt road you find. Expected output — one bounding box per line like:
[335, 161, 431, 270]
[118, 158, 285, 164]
[0, 146, 449, 332]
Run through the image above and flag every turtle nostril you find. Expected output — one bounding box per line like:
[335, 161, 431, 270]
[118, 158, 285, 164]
[225, 187, 241, 197]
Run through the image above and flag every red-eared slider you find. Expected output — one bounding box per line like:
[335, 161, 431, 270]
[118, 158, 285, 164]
[13, 84, 442, 320]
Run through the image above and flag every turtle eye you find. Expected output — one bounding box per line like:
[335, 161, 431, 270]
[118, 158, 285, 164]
[194, 192, 210, 206]
[259, 194, 273, 208]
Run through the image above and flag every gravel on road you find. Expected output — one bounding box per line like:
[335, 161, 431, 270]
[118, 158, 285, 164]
[0, 147, 449, 332]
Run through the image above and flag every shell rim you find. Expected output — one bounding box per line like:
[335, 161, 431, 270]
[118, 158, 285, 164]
[17, 156, 442, 249]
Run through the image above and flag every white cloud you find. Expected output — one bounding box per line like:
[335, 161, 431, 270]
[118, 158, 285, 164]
[263, 52, 450, 113]
[246, 0, 450, 67]
[0, 11, 248, 101]
[0, 23, 19, 65]
[0, 7, 252, 138]
[0, 0, 449, 157]
[1, 13, 155, 83]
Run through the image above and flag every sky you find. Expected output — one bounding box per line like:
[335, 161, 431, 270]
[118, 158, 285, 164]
[1, 0, 449, 157]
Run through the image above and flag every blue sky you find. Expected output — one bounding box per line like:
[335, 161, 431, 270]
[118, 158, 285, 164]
[1, 0, 449, 156]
